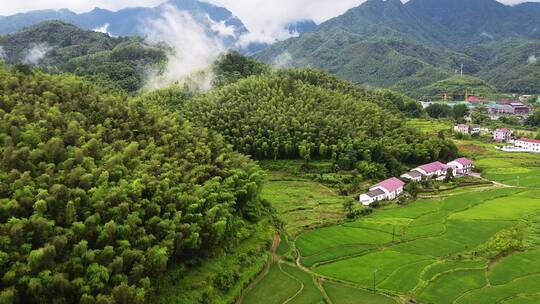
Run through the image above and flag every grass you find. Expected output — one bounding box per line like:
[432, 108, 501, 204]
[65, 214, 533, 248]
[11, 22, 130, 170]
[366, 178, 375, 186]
[418, 269, 487, 304]
[261, 171, 349, 236]
[422, 260, 487, 281]
[322, 281, 397, 304]
[243, 263, 301, 304]
[488, 250, 540, 285]
[457, 274, 540, 304]
[296, 225, 392, 257]
[406, 119, 452, 135]
[281, 264, 325, 304]
[378, 259, 435, 293]
[314, 250, 429, 286]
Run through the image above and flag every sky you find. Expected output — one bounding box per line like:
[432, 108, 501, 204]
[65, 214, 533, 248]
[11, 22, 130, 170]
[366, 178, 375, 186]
[1, 0, 537, 22]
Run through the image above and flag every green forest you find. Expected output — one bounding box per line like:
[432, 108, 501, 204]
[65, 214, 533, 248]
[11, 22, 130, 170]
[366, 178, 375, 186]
[0, 62, 266, 303]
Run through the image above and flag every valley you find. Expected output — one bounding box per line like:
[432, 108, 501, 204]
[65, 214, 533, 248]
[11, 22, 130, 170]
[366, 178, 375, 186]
[242, 135, 540, 304]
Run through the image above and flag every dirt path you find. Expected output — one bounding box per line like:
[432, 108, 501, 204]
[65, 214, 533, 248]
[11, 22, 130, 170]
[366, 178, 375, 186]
[235, 232, 281, 304]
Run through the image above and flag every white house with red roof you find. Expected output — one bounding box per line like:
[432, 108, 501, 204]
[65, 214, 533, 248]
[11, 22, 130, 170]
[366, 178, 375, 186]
[447, 158, 475, 176]
[515, 138, 540, 153]
[359, 177, 405, 206]
[454, 124, 471, 134]
[411, 161, 449, 179]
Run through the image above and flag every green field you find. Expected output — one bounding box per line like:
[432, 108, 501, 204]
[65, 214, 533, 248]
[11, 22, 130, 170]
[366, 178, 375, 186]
[261, 171, 350, 236]
[243, 136, 540, 304]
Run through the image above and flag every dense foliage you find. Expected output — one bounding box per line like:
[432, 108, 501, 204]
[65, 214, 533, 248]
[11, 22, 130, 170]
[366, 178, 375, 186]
[183, 69, 457, 177]
[0, 64, 265, 303]
[0, 21, 167, 92]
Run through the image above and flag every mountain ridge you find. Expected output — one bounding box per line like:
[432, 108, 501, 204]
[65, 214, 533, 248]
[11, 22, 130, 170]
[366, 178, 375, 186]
[256, 0, 540, 96]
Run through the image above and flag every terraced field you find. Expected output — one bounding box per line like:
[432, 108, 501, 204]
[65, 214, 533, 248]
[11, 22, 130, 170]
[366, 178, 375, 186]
[244, 140, 540, 303]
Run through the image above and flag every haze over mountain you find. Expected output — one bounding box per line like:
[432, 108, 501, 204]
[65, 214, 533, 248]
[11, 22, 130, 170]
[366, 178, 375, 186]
[256, 0, 540, 96]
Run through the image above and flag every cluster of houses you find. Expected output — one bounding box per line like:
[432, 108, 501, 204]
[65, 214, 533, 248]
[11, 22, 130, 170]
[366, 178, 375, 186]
[467, 96, 532, 116]
[359, 158, 475, 206]
[454, 124, 489, 135]
[498, 137, 540, 153]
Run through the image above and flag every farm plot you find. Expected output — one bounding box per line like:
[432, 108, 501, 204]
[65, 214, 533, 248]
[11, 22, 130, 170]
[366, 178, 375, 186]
[242, 263, 301, 304]
[291, 187, 540, 302]
[322, 281, 397, 304]
[260, 171, 349, 236]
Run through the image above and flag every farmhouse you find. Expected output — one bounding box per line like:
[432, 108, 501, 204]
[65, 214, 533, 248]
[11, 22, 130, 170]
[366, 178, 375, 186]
[400, 170, 423, 182]
[447, 158, 475, 176]
[412, 161, 449, 179]
[359, 177, 405, 206]
[515, 138, 540, 153]
[454, 124, 470, 134]
[493, 128, 512, 142]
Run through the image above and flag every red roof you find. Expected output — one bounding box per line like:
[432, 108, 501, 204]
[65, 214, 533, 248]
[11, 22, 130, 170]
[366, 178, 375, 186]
[372, 177, 405, 193]
[496, 128, 511, 133]
[417, 161, 449, 174]
[468, 96, 489, 103]
[453, 157, 474, 166]
[519, 138, 540, 144]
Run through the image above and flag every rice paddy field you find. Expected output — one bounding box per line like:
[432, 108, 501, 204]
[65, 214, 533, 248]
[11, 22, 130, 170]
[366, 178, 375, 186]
[243, 138, 540, 304]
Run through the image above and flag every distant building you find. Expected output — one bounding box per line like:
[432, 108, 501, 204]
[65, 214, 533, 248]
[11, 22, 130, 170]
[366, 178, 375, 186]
[493, 128, 512, 142]
[454, 124, 471, 134]
[359, 177, 405, 206]
[489, 102, 531, 115]
[447, 158, 475, 176]
[515, 138, 540, 153]
[467, 96, 490, 104]
[400, 170, 423, 182]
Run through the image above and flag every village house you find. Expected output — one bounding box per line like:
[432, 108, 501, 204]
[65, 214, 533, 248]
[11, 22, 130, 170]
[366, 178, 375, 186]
[454, 124, 470, 134]
[400, 170, 423, 182]
[447, 158, 475, 176]
[359, 177, 405, 206]
[515, 138, 540, 153]
[411, 161, 449, 179]
[493, 128, 512, 142]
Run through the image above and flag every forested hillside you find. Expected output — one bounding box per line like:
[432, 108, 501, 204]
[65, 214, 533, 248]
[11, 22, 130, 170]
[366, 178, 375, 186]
[256, 0, 540, 96]
[0, 21, 167, 92]
[0, 63, 266, 303]
[179, 68, 455, 178]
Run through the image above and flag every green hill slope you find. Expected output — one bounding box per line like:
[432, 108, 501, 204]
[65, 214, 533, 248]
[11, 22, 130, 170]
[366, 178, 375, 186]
[0, 63, 264, 303]
[0, 21, 167, 92]
[256, 0, 540, 96]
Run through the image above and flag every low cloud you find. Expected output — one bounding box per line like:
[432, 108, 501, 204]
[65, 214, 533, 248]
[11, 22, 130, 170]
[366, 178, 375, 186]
[141, 5, 225, 90]
[272, 51, 294, 68]
[23, 44, 50, 65]
[0, 46, 6, 60]
[207, 16, 236, 38]
[528, 55, 537, 64]
[93, 23, 113, 36]
[480, 31, 494, 39]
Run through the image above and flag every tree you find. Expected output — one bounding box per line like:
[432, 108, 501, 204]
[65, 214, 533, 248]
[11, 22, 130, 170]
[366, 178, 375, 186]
[343, 201, 355, 219]
[405, 182, 421, 199]
[452, 104, 470, 121]
[426, 103, 452, 118]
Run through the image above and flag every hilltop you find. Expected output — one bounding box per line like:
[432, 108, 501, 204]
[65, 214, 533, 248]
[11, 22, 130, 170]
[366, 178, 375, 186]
[0, 21, 167, 92]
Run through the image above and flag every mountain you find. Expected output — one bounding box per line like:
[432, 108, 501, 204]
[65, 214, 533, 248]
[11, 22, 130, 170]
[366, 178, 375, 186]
[0, 0, 248, 49]
[0, 21, 168, 92]
[256, 0, 540, 96]
[286, 19, 318, 35]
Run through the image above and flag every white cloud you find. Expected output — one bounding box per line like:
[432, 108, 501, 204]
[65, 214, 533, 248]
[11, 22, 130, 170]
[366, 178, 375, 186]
[0, 46, 6, 60]
[272, 51, 294, 68]
[93, 23, 112, 36]
[23, 44, 50, 65]
[206, 16, 236, 38]
[141, 5, 225, 90]
[528, 55, 538, 64]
